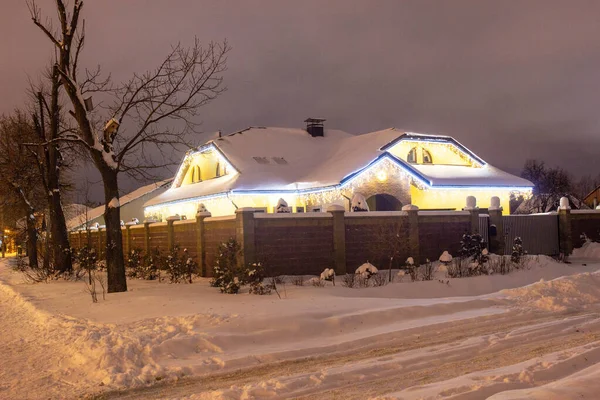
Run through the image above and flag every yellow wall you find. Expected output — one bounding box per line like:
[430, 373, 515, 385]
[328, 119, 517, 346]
[410, 185, 511, 214]
[387, 141, 474, 166]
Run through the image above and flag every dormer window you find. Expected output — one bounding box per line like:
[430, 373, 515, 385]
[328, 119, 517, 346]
[422, 149, 433, 164]
[215, 162, 221, 177]
[407, 147, 417, 164]
[191, 166, 201, 183]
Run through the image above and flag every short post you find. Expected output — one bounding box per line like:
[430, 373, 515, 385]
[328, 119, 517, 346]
[558, 197, 573, 257]
[235, 208, 256, 267]
[196, 211, 211, 277]
[488, 196, 505, 255]
[402, 205, 420, 264]
[328, 205, 347, 275]
[463, 196, 479, 235]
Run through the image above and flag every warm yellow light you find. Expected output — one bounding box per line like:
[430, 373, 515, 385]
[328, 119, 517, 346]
[376, 170, 387, 182]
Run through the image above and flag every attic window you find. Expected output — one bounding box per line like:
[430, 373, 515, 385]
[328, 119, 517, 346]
[253, 157, 270, 164]
[272, 157, 288, 165]
[422, 149, 433, 164]
[407, 148, 417, 164]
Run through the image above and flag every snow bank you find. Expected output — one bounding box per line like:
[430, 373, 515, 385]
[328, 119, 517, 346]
[502, 271, 600, 311]
[573, 240, 600, 259]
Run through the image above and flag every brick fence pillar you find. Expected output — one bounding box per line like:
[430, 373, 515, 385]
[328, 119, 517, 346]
[78, 230, 83, 249]
[558, 204, 573, 257]
[488, 196, 505, 255]
[166, 219, 175, 251]
[196, 211, 211, 277]
[463, 196, 479, 235]
[404, 206, 421, 264]
[124, 225, 131, 256]
[236, 208, 256, 267]
[143, 221, 152, 253]
[327, 205, 346, 275]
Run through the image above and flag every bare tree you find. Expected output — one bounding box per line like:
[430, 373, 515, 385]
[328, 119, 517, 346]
[29, 0, 229, 292]
[521, 159, 573, 213]
[0, 112, 45, 268]
[30, 67, 76, 273]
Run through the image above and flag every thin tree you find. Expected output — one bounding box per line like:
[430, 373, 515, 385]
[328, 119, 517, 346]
[29, 0, 229, 292]
[0, 112, 45, 268]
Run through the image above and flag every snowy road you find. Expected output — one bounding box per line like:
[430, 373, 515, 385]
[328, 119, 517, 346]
[2, 250, 600, 399]
[99, 309, 600, 399]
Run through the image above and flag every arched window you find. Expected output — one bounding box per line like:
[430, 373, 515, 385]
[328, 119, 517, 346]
[191, 166, 201, 183]
[215, 162, 221, 177]
[422, 149, 433, 164]
[407, 147, 417, 164]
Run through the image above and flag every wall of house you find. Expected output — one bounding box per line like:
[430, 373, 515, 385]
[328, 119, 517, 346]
[387, 141, 473, 166]
[410, 186, 511, 214]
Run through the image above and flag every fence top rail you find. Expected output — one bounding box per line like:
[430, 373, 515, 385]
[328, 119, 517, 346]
[345, 211, 408, 217]
[173, 219, 196, 226]
[255, 212, 332, 219]
[128, 224, 145, 231]
[148, 221, 168, 227]
[418, 210, 470, 216]
[507, 212, 558, 217]
[571, 209, 600, 215]
[204, 215, 236, 222]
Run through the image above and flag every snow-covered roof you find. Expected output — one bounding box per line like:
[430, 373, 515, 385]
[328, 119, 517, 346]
[68, 179, 172, 230]
[146, 127, 533, 208]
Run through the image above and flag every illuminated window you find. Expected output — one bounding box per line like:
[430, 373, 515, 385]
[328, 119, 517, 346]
[422, 149, 433, 164]
[191, 166, 201, 183]
[407, 147, 417, 164]
[215, 162, 221, 177]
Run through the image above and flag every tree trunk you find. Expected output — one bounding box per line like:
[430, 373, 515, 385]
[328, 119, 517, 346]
[26, 213, 38, 269]
[48, 191, 72, 273]
[101, 168, 127, 293]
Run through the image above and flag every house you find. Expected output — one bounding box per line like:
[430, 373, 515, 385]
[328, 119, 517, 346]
[68, 179, 172, 230]
[143, 119, 533, 219]
[584, 185, 600, 209]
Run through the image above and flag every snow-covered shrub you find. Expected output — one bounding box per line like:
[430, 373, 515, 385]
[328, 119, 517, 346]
[458, 233, 489, 268]
[246, 262, 271, 295]
[341, 273, 357, 288]
[356, 262, 378, 279]
[211, 238, 245, 294]
[309, 277, 325, 287]
[488, 255, 512, 275]
[446, 257, 470, 278]
[126, 248, 144, 278]
[292, 276, 305, 286]
[163, 246, 198, 283]
[511, 237, 527, 266]
[141, 248, 162, 281]
[320, 268, 336, 285]
[396, 269, 406, 281]
[351, 193, 369, 212]
[371, 271, 388, 286]
[419, 259, 434, 281]
[439, 251, 452, 265]
[404, 257, 418, 281]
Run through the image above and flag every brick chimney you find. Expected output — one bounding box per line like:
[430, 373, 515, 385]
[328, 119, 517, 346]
[305, 118, 326, 137]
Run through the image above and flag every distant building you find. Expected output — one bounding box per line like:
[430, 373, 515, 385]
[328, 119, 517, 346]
[584, 185, 600, 209]
[144, 119, 532, 218]
[68, 179, 172, 231]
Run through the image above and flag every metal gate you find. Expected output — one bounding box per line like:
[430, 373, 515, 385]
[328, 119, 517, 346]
[503, 214, 560, 256]
[479, 214, 490, 246]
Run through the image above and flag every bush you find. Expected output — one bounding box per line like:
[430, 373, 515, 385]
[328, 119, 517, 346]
[371, 271, 388, 286]
[511, 237, 527, 266]
[163, 246, 198, 283]
[292, 276, 305, 286]
[211, 238, 242, 291]
[488, 255, 512, 275]
[140, 248, 162, 281]
[341, 273, 357, 288]
[126, 248, 144, 278]
[419, 259, 434, 281]
[246, 262, 271, 295]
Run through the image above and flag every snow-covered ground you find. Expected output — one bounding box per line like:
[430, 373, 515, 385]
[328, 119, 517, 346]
[2, 243, 600, 399]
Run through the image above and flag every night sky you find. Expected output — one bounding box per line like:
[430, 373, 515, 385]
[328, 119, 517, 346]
[1, 0, 600, 201]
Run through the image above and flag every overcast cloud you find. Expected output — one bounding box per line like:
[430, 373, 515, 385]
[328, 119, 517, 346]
[1, 0, 599, 201]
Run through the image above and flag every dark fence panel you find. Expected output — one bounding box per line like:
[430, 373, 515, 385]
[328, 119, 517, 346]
[503, 214, 559, 255]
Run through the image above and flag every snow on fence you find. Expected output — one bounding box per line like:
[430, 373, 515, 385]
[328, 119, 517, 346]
[67, 203, 600, 276]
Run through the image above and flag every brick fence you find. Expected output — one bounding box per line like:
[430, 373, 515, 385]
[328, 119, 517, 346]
[69, 206, 600, 277]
